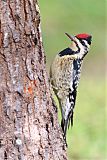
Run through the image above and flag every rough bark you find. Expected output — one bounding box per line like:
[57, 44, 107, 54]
[0, 0, 67, 159]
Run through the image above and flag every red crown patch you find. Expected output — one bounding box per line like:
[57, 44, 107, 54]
[76, 33, 91, 39]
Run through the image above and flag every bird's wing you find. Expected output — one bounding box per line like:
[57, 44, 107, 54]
[58, 48, 74, 57]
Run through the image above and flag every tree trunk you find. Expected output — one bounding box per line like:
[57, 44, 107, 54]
[0, 0, 67, 159]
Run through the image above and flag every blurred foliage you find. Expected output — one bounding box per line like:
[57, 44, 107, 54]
[39, 0, 106, 159]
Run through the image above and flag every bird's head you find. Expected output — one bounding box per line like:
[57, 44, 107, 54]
[65, 33, 92, 59]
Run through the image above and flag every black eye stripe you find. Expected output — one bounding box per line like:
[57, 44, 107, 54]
[79, 40, 88, 48]
[78, 37, 92, 46]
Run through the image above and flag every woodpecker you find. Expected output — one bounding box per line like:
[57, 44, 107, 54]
[50, 33, 92, 144]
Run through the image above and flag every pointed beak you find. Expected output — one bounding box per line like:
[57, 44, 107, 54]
[65, 33, 76, 42]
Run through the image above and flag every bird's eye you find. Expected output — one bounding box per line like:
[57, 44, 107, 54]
[80, 40, 85, 46]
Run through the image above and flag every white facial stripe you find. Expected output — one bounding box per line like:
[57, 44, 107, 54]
[70, 37, 90, 59]
[83, 40, 90, 49]
[76, 38, 84, 51]
[74, 38, 90, 59]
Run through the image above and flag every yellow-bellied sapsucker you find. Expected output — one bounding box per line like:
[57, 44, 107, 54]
[50, 33, 92, 143]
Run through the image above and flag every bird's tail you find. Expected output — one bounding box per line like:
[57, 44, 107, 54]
[61, 109, 74, 138]
[58, 88, 77, 144]
[60, 102, 74, 146]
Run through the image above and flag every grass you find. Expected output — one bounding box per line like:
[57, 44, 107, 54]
[39, 0, 106, 159]
[67, 78, 106, 160]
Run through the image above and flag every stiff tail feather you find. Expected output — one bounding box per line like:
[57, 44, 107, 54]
[61, 109, 74, 146]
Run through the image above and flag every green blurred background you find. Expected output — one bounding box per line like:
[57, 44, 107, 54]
[39, 0, 106, 159]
